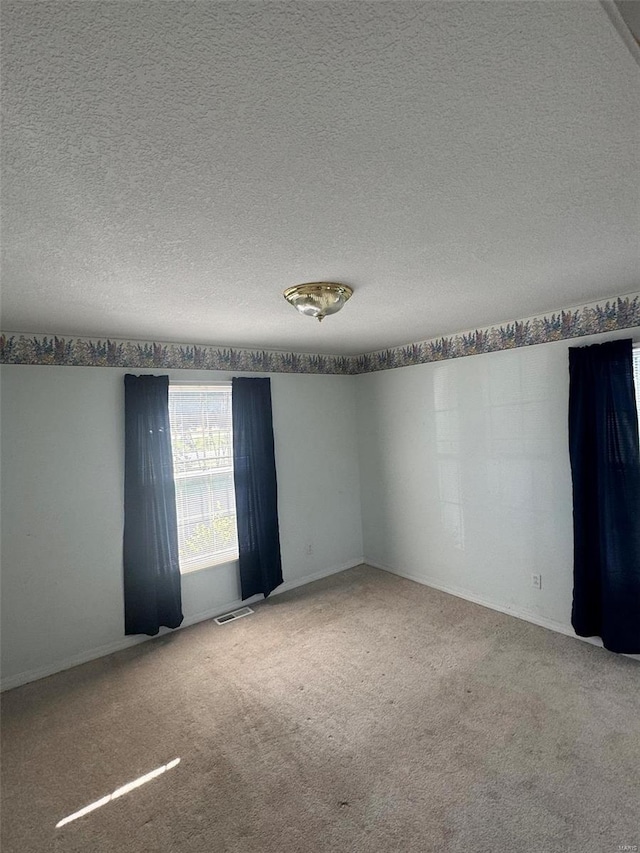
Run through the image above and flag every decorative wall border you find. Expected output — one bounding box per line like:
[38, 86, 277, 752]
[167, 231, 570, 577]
[1, 293, 638, 375]
[355, 293, 640, 373]
[0, 334, 356, 375]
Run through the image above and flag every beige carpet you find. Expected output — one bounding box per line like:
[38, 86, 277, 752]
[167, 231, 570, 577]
[2, 565, 639, 853]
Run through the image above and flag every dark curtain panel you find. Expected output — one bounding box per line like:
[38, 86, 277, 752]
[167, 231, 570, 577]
[232, 377, 283, 600]
[568, 339, 640, 653]
[123, 374, 183, 635]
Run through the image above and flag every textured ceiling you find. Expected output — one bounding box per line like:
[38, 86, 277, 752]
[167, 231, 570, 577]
[1, 1, 639, 356]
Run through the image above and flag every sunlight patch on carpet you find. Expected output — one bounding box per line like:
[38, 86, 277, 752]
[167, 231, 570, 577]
[56, 758, 180, 828]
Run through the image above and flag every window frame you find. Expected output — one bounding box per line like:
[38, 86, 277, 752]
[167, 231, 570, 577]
[168, 381, 239, 574]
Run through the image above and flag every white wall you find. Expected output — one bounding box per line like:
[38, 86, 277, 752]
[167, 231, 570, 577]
[0, 366, 363, 688]
[355, 329, 639, 639]
[3, 328, 638, 688]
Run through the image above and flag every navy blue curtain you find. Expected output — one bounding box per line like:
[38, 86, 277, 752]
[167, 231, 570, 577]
[232, 378, 283, 600]
[568, 339, 640, 653]
[123, 374, 183, 635]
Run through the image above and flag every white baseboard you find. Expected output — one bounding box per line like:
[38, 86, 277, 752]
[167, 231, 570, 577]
[8, 556, 632, 691]
[0, 634, 150, 693]
[0, 557, 363, 692]
[365, 559, 640, 661]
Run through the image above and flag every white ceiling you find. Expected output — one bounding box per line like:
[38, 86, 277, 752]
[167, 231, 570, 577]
[1, 1, 639, 356]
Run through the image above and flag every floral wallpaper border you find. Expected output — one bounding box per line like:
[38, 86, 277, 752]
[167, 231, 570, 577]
[1, 293, 638, 375]
[0, 333, 355, 374]
[355, 293, 640, 374]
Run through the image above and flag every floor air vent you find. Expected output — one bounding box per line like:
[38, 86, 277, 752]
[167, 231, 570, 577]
[214, 606, 254, 626]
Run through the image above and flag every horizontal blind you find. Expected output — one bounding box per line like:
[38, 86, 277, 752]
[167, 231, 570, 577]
[168, 385, 238, 570]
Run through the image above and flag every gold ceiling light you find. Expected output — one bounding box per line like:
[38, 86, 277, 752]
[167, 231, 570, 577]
[283, 282, 353, 323]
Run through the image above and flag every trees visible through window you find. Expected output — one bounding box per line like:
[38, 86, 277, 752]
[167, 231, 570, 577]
[168, 385, 238, 572]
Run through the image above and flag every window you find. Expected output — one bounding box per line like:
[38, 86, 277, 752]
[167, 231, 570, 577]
[634, 346, 640, 422]
[168, 385, 238, 572]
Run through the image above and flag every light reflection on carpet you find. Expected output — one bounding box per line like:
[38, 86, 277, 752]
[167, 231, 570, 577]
[56, 758, 180, 828]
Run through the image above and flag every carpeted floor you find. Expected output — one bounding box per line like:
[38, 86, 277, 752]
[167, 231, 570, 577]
[1, 564, 639, 853]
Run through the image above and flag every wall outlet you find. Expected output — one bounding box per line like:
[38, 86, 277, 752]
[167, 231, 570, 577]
[305, 543, 313, 556]
[531, 573, 542, 590]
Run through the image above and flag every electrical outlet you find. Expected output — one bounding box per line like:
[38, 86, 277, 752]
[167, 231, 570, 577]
[305, 543, 313, 556]
[531, 574, 542, 590]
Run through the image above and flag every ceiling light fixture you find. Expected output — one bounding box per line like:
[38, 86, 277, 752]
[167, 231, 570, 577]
[283, 282, 353, 323]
